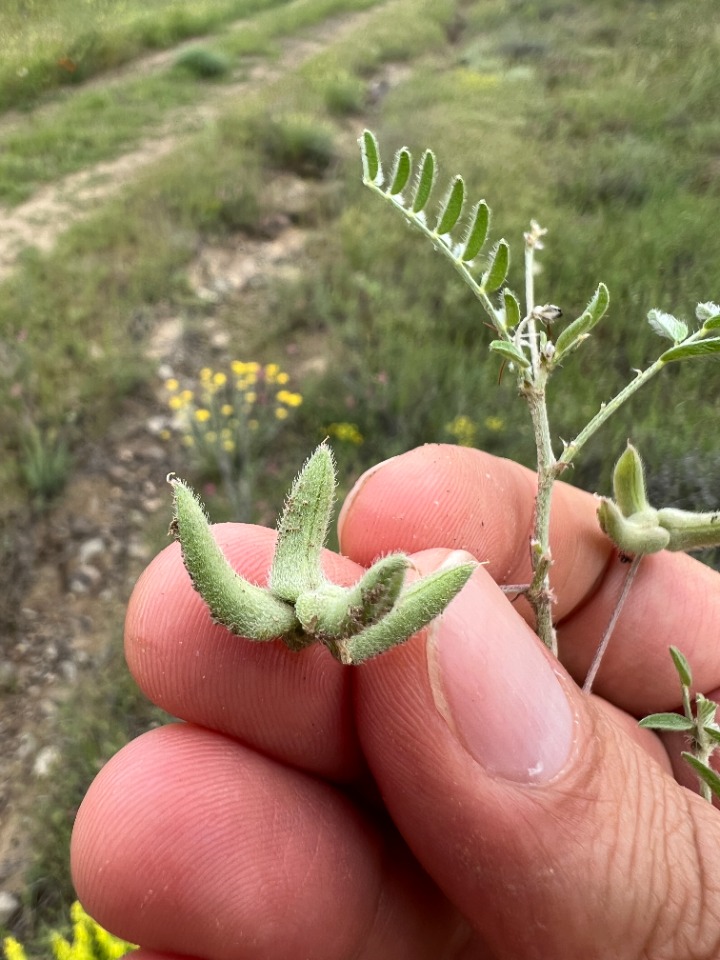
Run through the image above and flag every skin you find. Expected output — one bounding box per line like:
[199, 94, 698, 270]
[71, 444, 720, 959]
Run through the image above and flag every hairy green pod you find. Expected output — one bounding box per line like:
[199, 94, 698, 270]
[270, 444, 335, 602]
[335, 562, 476, 664]
[596, 498, 669, 556]
[170, 478, 300, 640]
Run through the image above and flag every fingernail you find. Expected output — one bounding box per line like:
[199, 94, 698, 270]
[428, 573, 575, 784]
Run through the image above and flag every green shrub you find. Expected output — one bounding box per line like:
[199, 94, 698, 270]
[173, 47, 232, 79]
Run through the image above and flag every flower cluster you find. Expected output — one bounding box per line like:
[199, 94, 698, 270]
[326, 421, 363, 445]
[162, 360, 302, 518]
[3, 900, 135, 960]
[445, 414, 504, 447]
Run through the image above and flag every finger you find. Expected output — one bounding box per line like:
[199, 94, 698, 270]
[125, 524, 366, 782]
[71, 724, 480, 960]
[354, 554, 720, 960]
[339, 445, 720, 709]
[338, 444, 610, 620]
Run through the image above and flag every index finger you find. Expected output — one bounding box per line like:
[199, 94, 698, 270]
[338, 444, 720, 711]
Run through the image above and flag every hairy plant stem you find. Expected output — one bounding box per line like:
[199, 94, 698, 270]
[519, 226, 559, 654]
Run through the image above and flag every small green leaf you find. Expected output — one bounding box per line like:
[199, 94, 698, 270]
[502, 289, 521, 330]
[360, 129, 381, 185]
[389, 147, 411, 196]
[647, 309, 688, 343]
[489, 339, 530, 369]
[682, 752, 720, 800]
[696, 301, 720, 324]
[412, 149, 436, 213]
[670, 646, 693, 687]
[638, 713, 695, 732]
[461, 201, 490, 262]
[553, 283, 610, 358]
[696, 694, 718, 727]
[660, 338, 720, 363]
[482, 239, 510, 293]
[436, 176, 465, 235]
[270, 444, 336, 602]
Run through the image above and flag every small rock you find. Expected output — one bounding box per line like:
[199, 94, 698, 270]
[69, 564, 103, 594]
[0, 891, 19, 925]
[33, 746, 60, 778]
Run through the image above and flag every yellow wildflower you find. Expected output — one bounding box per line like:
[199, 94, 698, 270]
[264, 363, 280, 382]
[168, 395, 183, 411]
[199, 367, 213, 381]
[180, 389, 193, 403]
[222, 439, 235, 452]
[195, 409, 211, 422]
[231, 360, 248, 375]
[221, 404, 233, 416]
[244, 391, 256, 404]
[3, 938, 27, 960]
[205, 431, 217, 444]
[276, 371, 290, 384]
[446, 415, 477, 447]
[182, 435, 195, 447]
[484, 415, 505, 432]
[213, 372, 227, 387]
[275, 407, 289, 420]
[164, 378, 179, 392]
[328, 422, 363, 445]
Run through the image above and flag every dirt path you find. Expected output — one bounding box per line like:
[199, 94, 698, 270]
[0, 5, 381, 283]
[0, 1, 399, 925]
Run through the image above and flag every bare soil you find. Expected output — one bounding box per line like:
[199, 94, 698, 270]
[0, 4, 405, 921]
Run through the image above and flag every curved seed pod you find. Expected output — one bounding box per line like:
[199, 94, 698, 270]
[335, 561, 476, 664]
[295, 554, 408, 639]
[170, 478, 300, 640]
[596, 498, 669, 556]
[611, 442, 650, 518]
[270, 444, 336, 602]
[657, 507, 720, 552]
[670, 645, 693, 687]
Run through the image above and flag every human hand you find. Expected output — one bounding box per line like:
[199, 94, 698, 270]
[71, 445, 720, 959]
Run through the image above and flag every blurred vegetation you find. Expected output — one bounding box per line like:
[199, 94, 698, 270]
[3, 0, 720, 947]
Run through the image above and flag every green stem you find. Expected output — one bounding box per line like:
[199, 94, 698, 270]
[557, 326, 711, 471]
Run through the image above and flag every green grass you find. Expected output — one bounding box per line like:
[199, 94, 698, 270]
[0, 0, 291, 114]
[5, 0, 720, 942]
[0, 0, 389, 206]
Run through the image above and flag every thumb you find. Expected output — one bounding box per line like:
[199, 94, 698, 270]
[354, 553, 720, 960]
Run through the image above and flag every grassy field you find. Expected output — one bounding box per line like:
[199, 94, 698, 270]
[2, 0, 720, 949]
